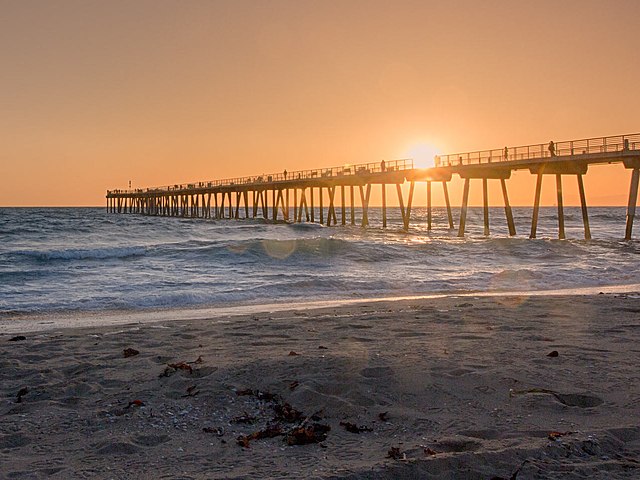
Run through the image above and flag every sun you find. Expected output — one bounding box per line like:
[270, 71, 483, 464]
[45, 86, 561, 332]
[403, 142, 441, 169]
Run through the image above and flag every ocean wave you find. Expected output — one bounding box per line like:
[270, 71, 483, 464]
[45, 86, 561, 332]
[15, 246, 147, 261]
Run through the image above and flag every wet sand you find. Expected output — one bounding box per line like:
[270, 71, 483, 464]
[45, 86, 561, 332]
[1, 293, 639, 479]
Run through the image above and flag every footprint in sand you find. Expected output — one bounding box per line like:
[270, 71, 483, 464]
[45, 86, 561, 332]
[132, 434, 171, 447]
[95, 441, 141, 455]
[360, 366, 393, 378]
[0, 433, 31, 450]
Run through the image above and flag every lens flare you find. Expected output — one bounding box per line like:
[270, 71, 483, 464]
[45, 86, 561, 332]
[262, 239, 297, 259]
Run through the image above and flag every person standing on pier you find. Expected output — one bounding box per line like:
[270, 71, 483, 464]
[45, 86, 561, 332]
[548, 141, 556, 157]
[380, 160, 386, 172]
[283, 170, 287, 179]
[504, 146, 508, 160]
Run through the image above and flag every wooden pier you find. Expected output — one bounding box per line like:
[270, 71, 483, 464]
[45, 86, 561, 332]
[107, 133, 640, 239]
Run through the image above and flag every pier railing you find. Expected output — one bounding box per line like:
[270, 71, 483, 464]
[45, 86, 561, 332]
[435, 133, 640, 167]
[107, 158, 413, 195]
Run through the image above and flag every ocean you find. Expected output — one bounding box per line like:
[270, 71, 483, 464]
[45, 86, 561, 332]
[1, 207, 639, 318]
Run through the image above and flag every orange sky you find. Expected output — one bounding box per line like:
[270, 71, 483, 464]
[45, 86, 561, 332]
[1, 0, 639, 207]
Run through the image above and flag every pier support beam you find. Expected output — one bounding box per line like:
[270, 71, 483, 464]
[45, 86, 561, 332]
[359, 184, 371, 227]
[397, 182, 415, 231]
[327, 186, 337, 226]
[443, 182, 454, 229]
[381, 184, 387, 228]
[500, 179, 516, 236]
[577, 174, 591, 240]
[310, 188, 315, 223]
[530, 174, 543, 239]
[285, 189, 290, 222]
[427, 181, 432, 230]
[556, 174, 565, 240]
[350, 186, 355, 225]
[457, 178, 470, 237]
[625, 168, 640, 240]
[319, 188, 324, 224]
[341, 186, 346, 225]
[482, 178, 490, 236]
[272, 189, 277, 221]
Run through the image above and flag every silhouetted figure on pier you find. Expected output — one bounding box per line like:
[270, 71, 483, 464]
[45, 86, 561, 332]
[380, 160, 386, 172]
[283, 170, 287, 179]
[504, 146, 508, 160]
[548, 141, 556, 157]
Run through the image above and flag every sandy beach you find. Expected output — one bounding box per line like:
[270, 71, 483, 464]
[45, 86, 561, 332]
[1, 293, 639, 479]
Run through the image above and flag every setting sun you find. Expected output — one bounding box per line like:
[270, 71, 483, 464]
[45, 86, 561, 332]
[403, 142, 441, 169]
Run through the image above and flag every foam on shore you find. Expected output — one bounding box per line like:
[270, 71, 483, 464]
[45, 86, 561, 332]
[2, 283, 639, 335]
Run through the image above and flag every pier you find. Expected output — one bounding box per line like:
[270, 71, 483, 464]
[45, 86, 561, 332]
[107, 133, 640, 239]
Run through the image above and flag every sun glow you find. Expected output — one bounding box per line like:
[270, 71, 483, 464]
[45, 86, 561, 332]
[403, 142, 441, 169]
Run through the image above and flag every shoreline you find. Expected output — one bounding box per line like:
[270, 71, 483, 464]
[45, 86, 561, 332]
[1, 292, 639, 478]
[2, 282, 640, 335]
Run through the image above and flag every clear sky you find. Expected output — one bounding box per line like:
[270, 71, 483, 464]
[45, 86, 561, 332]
[1, 0, 639, 206]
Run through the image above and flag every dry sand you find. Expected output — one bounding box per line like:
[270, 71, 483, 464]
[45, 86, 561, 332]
[1, 293, 639, 479]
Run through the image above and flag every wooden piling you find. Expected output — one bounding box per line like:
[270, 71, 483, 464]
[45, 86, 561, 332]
[327, 186, 337, 226]
[359, 184, 371, 227]
[341, 185, 346, 225]
[381, 184, 387, 228]
[427, 181, 432, 230]
[397, 182, 415, 231]
[457, 178, 470, 237]
[350, 186, 355, 225]
[482, 178, 490, 236]
[625, 168, 640, 240]
[443, 181, 454, 229]
[500, 179, 516, 236]
[272, 189, 277, 221]
[288, 189, 292, 221]
[556, 174, 565, 240]
[530, 173, 543, 239]
[576, 174, 591, 240]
